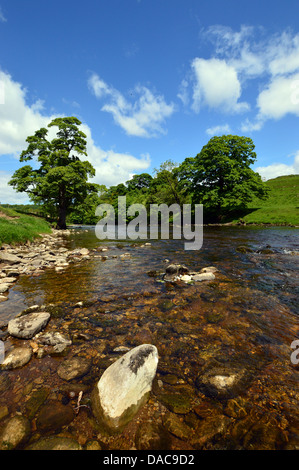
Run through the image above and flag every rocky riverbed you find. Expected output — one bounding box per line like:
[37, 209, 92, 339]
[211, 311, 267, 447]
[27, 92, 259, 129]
[0, 228, 298, 450]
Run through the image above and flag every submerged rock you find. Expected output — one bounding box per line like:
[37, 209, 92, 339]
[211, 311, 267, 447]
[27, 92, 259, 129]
[0, 415, 31, 450]
[57, 356, 92, 381]
[92, 344, 158, 432]
[26, 436, 82, 450]
[195, 365, 252, 400]
[135, 421, 170, 450]
[8, 311, 50, 339]
[1, 347, 32, 370]
[36, 401, 75, 433]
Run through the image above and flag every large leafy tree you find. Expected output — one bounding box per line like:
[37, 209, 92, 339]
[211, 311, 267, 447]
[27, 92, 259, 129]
[126, 173, 153, 192]
[9, 117, 99, 229]
[176, 135, 269, 221]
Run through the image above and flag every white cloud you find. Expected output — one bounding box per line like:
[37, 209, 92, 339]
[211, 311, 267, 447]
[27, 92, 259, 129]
[0, 171, 31, 205]
[257, 72, 299, 120]
[0, 70, 151, 203]
[256, 152, 299, 180]
[194, 26, 299, 129]
[268, 32, 299, 76]
[191, 58, 250, 114]
[205, 25, 267, 78]
[206, 124, 231, 136]
[88, 73, 175, 137]
[80, 123, 151, 187]
[240, 117, 265, 132]
[0, 70, 55, 156]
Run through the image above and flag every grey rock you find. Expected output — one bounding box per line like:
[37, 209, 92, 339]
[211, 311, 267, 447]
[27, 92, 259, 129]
[0, 253, 22, 264]
[200, 266, 218, 274]
[192, 272, 215, 282]
[8, 311, 50, 339]
[36, 331, 72, 347]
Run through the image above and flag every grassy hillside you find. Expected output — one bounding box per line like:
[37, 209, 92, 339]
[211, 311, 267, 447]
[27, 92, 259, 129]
[0, 205, 52, 247]
[238, 175, 299, 225]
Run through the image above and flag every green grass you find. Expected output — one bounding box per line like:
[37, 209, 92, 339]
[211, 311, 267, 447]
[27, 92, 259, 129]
[0, 205, 52, 247]
[236, 175, 299, 225]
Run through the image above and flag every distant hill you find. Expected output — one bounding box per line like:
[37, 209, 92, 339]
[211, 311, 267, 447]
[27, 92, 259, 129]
[239, 174, 299, 225]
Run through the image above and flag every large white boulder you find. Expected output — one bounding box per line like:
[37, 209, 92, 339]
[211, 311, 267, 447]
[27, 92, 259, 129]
[92, 344, 158, 432]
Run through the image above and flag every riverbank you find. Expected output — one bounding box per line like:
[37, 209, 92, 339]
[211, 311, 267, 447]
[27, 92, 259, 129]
[0, 206, 52, 247]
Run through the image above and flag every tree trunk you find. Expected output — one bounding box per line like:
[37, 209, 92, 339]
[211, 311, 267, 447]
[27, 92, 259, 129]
[57, 206, 67, 229]
[56, 187, 67, 229]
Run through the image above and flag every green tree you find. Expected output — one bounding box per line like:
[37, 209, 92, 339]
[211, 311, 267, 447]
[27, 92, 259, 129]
[177, 135, 269, 221]
[9, 117, 99, 229]
[151, 160, 186, 206]
[126, 173, 153, 192]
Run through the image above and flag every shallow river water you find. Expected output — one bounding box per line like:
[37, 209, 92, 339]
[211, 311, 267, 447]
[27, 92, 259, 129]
[0, 226, 298, 450]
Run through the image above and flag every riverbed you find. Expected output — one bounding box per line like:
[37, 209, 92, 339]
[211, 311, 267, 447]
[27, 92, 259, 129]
[0, 226, 298, 450]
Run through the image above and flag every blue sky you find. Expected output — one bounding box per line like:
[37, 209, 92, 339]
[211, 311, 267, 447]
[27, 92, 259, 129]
[0, 0, 299, 203]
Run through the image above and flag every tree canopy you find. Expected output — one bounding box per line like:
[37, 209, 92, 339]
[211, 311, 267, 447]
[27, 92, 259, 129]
[176, 135, 269, 221]
[9, 130, 269, 226]
[9, 117, 100, 229]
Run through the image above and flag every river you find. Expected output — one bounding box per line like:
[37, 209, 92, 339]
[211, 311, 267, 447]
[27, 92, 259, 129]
[0, 225, 298, 450]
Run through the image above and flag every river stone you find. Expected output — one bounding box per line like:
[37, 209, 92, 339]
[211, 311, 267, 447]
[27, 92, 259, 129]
[162, 411, 192, 441]
[27, 436, 82, 450]
[8, 311, 50, 339]
[0, 253, 22, 264]
[0, 415, 31, 450]
[0, 284, 9, 294]
[200, 266, 218, 274]
[36, 331, 72, 347]
[57, 356, 92, 381]
[165, 264, 189, 275]
[1, 347, 32, 370]
[195, 365, 251, 400]
[92, 344, 158, 432]
[36, 401, 75, 432]
[135, 421, 170, 450]
[192, 272, 215, 282]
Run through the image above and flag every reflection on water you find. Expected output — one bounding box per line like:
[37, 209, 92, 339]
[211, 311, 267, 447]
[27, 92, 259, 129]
[0, 226, 298, 450]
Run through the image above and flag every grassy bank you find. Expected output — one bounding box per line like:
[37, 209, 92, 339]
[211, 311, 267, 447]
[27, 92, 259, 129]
[0, 205, 52, 247]
[231, 175, 299, 226]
